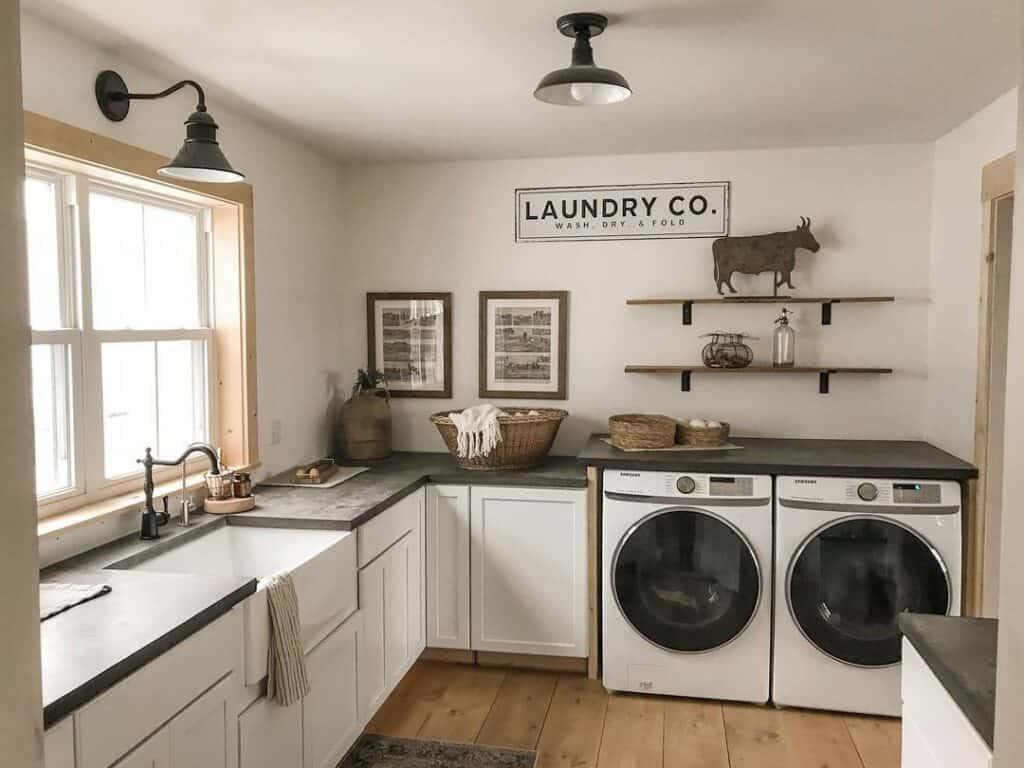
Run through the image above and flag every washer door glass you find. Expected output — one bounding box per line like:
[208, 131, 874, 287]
[613, 508, 761, 652]
[788, 518, 951, 667]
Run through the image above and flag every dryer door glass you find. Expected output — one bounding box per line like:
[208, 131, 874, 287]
[788, 518, 951, 667]
[613, 508, 761, 652]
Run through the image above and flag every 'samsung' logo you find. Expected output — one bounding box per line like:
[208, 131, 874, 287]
[794, 479, 818, 485]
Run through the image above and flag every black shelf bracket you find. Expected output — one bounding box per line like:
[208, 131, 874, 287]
[821, 300, 835, 326]
[819, 371, 832, 394]
[682, 301, 693, 325]
[681, 370, 692, 392]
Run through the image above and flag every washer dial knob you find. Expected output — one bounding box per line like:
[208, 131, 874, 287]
[676, 476, 696, 494]
[857, 482, 879, 502]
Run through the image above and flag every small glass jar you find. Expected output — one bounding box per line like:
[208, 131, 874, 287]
[232, 472, 252, 498]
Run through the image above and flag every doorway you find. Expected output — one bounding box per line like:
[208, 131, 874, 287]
[974, 152, 1015, 617]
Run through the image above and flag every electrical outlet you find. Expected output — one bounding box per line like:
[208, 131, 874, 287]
[270, 419, 283, 446]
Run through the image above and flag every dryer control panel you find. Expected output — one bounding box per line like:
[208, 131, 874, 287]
[777, 476, 960, 511]
[603, 470, 770, 499]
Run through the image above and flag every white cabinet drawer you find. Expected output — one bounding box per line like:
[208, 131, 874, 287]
[44, 717, 75, 768]
[77, 608, 242, 768]
[303, 615, 361, 768]
[901, 639, 992, 768]
[358, 489, 423, 568]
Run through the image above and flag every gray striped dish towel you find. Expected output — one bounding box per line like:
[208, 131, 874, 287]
[264, 572, 310, 706]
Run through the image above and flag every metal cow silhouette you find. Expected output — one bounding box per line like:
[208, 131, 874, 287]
[713, 217, 820, 295]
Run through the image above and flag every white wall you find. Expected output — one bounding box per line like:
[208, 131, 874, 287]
[337, 144, 934, 455]
[1, 1, 44, 764]
[926, 89, 1018, 461]
[19, 12, 348, 479]
[994, 21, 1024, 761]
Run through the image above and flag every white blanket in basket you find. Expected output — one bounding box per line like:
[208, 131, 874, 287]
[449, 405, 505, 459]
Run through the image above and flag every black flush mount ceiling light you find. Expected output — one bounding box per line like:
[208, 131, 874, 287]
[534, 12, 631, 106]
[94, 70, 244, 183]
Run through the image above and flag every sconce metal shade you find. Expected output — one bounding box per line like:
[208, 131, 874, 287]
[158, 110, 245, 184]
[534, 12, 631, 106]
[95, 69, 245, 183]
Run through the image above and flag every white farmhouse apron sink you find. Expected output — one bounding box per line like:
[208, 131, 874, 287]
[109, 524, 357, 686]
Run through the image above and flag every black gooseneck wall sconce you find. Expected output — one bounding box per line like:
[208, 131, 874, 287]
[534, 12, 631, 106]
[94, 69, 245, 183]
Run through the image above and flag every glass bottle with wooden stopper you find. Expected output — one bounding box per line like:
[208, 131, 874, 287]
[772, 308, 795, 368]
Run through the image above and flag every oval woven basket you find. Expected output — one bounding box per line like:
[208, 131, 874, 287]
[430, 408, 568, 470]
[609, 414, 677, 449]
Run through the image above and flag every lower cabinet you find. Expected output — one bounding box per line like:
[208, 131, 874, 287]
[44, 718, 74, 768]
[425, 485, 471, 650]
[425, 485, 588, 658]
[901, 639, 992, 768]
[303, 618, 361, 768]
[113, 730, 170, 768]
[113, 674, 237, 768]
[238, 693, 303, 768]
[168, 675, 237, 768]
[358, 490, 425, 720]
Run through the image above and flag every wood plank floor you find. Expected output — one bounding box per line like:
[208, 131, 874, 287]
[366, 660, 902, 768]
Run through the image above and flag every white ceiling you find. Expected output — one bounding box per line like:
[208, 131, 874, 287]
[23, 0, 1020, 164]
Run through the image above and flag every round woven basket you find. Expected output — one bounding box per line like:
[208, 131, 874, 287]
[430, 408, 568, 470]
[679, 421, 731, 447]
[608, 414, 677, 449]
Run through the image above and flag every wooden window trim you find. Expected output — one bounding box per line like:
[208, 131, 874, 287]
[24, 111, 259, 536]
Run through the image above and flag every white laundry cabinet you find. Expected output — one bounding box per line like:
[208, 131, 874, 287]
[426, 484, 588, 658]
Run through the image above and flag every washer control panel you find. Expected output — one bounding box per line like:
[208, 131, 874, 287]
[777, 476, 958, 508]
[604, 470, 769, 499]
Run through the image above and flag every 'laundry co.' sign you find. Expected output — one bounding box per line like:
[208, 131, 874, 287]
[515, 182, 730, 243]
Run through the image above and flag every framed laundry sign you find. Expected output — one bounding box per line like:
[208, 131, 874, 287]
[515, 181, 730, 243]
[479, 291, 568, 399]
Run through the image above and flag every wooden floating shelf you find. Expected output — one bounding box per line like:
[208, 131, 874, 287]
[626, 296, 896, 326]
[625, 365, 894, 394]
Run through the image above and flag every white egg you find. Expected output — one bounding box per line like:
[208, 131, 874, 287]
[706, 420, 722, 428]
[689, 418, 708, 428]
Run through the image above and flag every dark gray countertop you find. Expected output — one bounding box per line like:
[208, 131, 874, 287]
[246, 452, 587, 530]
[578, 434, 977, 480]
[40, 564, 254, 727]
[900, 614, 997, 749]
[40, 452, 583, 726]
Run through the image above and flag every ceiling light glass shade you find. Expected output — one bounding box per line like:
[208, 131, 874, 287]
[534, 66, 632, 106]
[158, 110, 245, 183]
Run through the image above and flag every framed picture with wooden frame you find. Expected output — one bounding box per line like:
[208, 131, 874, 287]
[367, 292, 452, 398]
[479, 291, 568, 399]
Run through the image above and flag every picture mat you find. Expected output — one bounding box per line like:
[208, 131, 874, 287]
[486, 297, 560, 393]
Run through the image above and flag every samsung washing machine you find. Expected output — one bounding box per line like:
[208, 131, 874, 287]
[602, 470, 773, 703]
[773, 476, 962, 716]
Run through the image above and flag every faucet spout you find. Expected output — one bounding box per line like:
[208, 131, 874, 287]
[137, 442, 220, 539]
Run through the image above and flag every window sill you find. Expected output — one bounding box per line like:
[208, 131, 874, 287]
[37, 466, 255, 540]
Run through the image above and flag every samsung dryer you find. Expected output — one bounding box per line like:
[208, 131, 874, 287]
[773, 476, 962, 716]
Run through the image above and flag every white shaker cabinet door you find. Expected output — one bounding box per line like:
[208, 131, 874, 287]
[238, 693, 303, 768]
[44, 718, 74, 768]
[470, 486, 588, 657]
[169, 675, 237, 768]
[303, 617, 361, 768]
[426, 485, 471, 650]
[113, 728, 170, 768]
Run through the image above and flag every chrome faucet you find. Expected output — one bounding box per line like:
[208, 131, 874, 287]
[138, 442, 220, 540]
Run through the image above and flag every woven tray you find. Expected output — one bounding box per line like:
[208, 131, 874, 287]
[430, 408, 568, 470]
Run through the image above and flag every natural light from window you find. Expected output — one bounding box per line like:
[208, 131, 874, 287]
[24, 162, 214, 510]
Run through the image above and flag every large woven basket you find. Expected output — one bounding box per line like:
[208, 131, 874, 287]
[609, 414, 677, 449]
[430, 408, 568, 470]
